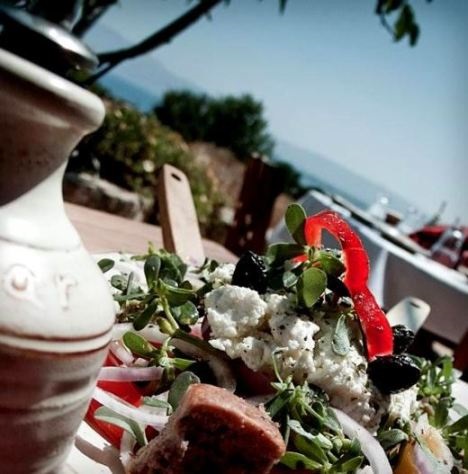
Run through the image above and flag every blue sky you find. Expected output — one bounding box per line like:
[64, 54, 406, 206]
[96, 0, 467, 222]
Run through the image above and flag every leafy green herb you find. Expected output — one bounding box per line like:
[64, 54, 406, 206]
[123, 332, 155, 358]
[377, 428, 408, 450]
[168, 371, 200, 410]
[110, 274, 127, 291]
[173, 301, 199, 325]
[133, 301, 158, 331]
[332, 314, 350, 356]
[297, 267, 327, 308]
[317, 252, 345, 277]
[142, 396, 173, 415]
[285, 203, 307, 245]
[94, 406, 147, 447]
[266, 242, 306, 266]
[282, 270, 298, 288]
[98, 258, 115, 273]
[144, 255, 161, 288]
[280, 451, 321, 471]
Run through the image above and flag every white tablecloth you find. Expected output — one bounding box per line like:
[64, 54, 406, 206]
[269, 190, 468, 344]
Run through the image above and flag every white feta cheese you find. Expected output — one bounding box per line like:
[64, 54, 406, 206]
[211, 335, 273, 372]
[205, 285, 268, 338]
[310, 318, 384, 432]
[206, 263, 235, 288]
[388, 385, 419, 423]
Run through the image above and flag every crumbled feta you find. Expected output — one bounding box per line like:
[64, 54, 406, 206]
[206, 263, 235, 288]
[205, 284, 388, 432]
[388, 385, 419, 424]
[212, 335, 273, 372]
[205, 285, 268, 338]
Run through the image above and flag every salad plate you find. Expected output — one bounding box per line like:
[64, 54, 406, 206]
[67, 206, 468, 473]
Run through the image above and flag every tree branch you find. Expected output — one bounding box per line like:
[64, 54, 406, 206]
[89, 0, 222, 82]
[73, 0, 118, 37]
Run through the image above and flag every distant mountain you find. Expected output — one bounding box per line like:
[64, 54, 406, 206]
[274, 139, 413, 214]
[84, 24, 202, 110]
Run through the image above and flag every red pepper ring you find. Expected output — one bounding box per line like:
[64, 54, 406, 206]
[303, 211, 393, 360]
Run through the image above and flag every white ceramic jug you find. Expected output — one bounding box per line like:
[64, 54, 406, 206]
[0, 47, 115, 473]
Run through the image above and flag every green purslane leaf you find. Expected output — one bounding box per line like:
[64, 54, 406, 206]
[142, 396, 173, 415]
[377, 428, 408, 450]
[285, 203, 307, 245]
[289, 420, 328, 464]
[133, 301, 159, 331]
[144, 255, 161, 288]
[297, 267, 327, 308]
[266, 242, 305, 265]
[98, 258, 115, 273]
[332, 314, 350, 356]
[282, 270, 298, 288]
[168, 371, 200, 410]
[94, 406, 147, 447]
[330, 454, 364, 473]
[317, 252, 345, 277]
[173, 301, 199, 325]
[446, 414, 468, 435]
[123, 331, 154, 358]
[161, 281, 194, 307]
[110, 274, 127, 291]
[280, 451, 321, 471]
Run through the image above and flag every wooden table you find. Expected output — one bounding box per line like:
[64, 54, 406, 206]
[65, 203, 237, 263]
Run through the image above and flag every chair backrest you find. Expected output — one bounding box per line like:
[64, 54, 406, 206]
[225, 154, 285, 255]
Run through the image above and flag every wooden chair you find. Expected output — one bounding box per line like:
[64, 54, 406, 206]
[225, 154, 285, 255]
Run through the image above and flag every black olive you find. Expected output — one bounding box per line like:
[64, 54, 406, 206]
[231, 251, 267, 293]
[367, 354, 421, 394]
[392, 325, 415, 354]
[327, 275, 350, 297]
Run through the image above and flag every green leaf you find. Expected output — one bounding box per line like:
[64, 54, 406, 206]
[285, 203, 307, 245]
[267, 242, 305, 265]
[297, 267, 327, 308]
[332, 314, 350, 356]
[446, 414, 468, 434]
[123, 332, 154, 358]
[144, 255, 161, 288]
[173, 301, 199, 325]
[331, 455, 364, 473]
[94, 406, 147, 447]
[161, 282, 194, 306]
[98, 258, 114, 273]
[289, 420, 328, 464]
[317, 252, 345, 277]
[280, 451, 321, 470]
[110, 274, 127, 291]
[133, 302, 158, 331]
[168, 371, 200, 410]
[377, 429, 408, 449]
[282, 270, 298, 288]
[142, 396, 173, 415]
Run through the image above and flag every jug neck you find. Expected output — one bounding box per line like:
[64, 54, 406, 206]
[0, 48, 104, 250]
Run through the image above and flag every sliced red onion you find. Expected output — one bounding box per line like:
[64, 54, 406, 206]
[112, 323, 168, 345]
[93, 387, 168, 430]
[172, 339, 236, 393]
[120, 431, 136, 470]
[331, 408, 392, 474]
[98, 366, 163, 382]
[109, 340, 135, 366]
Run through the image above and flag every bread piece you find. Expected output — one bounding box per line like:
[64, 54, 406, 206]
[129, 383, 285, 474]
